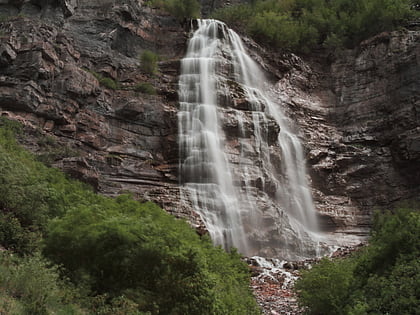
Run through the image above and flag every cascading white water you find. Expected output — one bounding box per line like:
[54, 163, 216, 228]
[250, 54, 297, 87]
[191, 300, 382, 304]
[179, 19, 323, 259]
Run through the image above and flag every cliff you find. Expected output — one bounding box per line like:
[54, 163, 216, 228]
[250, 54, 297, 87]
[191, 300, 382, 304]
[0, 0, 194, 220]
[1, 0, 419, 250]
[272, 30, 420, 237]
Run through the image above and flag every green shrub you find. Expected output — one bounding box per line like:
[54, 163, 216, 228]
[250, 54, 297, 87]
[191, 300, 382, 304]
[0, 294, 26, 315]
[0, 253, 85, 315]
[0, 119, 95, 253]
[85, 69, 120, 90]
[99, 77, 119, 90]
[295, 257, 356, 315]
[212, 0, 418, 53]
[0, 213, 40, 254]
[90, 294, 144, 315]
[140, 50, 159, 75]
[0, 119, 260, 314]
[146, 0, 200, 21]
[44, 195, 260, 314]
[295, 207, 420, 315]
[163, 0, 200, 21]
[134, 82, 156, 94]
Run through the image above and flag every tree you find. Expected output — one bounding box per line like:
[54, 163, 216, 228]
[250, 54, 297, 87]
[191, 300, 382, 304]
[164, 0, 200, 21]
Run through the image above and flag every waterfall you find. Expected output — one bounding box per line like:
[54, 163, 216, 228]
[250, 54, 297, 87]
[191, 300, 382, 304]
[178, 19, 323, 259]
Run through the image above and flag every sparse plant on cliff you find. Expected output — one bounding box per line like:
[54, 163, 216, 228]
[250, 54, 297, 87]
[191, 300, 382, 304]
[84, 69, 120, 90]
[99, 77, 119, 90]
[134, 82, 156, 94]
[139, 50, 159, 75]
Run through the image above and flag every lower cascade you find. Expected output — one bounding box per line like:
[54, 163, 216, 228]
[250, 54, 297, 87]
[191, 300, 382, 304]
[178, 19, 325, 259]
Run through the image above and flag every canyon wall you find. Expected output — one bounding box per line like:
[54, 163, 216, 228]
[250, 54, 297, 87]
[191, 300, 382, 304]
[0, 0, 419, 251]
[269, 30, 419, 238]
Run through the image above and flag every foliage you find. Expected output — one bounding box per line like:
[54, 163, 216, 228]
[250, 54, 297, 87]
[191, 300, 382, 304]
[134, 82, 156, 94]
[0, 118, 260, 314]
[86, 69, 120, 90]
[148, 0, 200, 21]
[0, 252, 86, 315]
[296, 257, 356, 315]
[163, 0, 201, 21]
[295, 207, 420, 315]
[99, 77, 119, 90]
[212, 0, 419, 53]
[44, 195, 260, 314]
[0, 119, 94, 254]
[140, 50, 159, 75]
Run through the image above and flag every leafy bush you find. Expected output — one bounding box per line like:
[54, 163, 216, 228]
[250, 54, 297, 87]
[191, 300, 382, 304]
[44, 195, 261, 314]
[0, 253, 85, 315]
[140, 50, 159, 75]
[0, 294, 26, 315]
[99, 77, 119, 90]
[0, 120, 95, 254]
[134, 82, 156, 94]
[163, 0, 200, 21]
[0, 118, 260, 314]
[85, 69, 120, 89]
[0, 213, 40, 254]
[146, 0, 200, 21]
[296, 257, 356, 315]
[295, 207, 420, 315]
[212, 0, 419, 53]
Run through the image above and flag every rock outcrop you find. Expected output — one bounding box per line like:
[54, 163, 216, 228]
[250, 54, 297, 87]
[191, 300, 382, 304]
[269, 29, 420, 238]
[0, 0, 197, 224]
[0, 0, 419, 251]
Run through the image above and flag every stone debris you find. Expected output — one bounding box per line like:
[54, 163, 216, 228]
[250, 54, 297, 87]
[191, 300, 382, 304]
[248, 256, 309, 315]
[250, 245, 365, 314]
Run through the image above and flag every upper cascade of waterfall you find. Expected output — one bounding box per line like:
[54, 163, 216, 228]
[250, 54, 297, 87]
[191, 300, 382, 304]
[178, 19, 325, 259]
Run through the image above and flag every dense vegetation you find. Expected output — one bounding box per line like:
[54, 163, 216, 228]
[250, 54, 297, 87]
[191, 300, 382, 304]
[213, 0, 419, 53]
[0, 118, 260, 315]
[295, 207, 420, 315]
[148, 0, 200, 21]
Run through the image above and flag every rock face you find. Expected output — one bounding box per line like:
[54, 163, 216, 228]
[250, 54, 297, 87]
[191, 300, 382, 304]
[269, 29, 420, 238]
[0, 0, 195, 224]
[0, 0, 419, 252]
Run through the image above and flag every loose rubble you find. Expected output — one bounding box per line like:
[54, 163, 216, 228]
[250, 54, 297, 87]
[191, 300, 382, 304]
[248, 256, 310, 314]
[249, 245, 365, 314]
